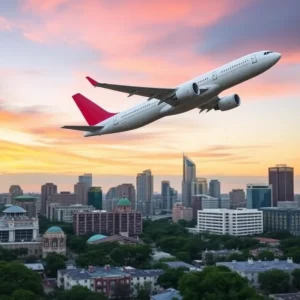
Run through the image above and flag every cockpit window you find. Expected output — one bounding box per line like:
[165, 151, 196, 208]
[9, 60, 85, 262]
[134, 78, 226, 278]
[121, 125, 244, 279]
[264, 51, 272, 55]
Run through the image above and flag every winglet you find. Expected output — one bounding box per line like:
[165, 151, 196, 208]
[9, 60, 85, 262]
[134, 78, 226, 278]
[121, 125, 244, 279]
[86, 76, 99, 87]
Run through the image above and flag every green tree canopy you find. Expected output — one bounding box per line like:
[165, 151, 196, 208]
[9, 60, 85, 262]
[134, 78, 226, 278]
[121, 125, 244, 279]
[157, 267, 186, 289]
[292, 269, 300, 290]
[179, 266, 262, 300]
[0, 262, 43, 299]
[44, 253, 66, 277]
[257, 251, 275, 261]
[258, 269, 291, 294]
[57, 286, 107, 300]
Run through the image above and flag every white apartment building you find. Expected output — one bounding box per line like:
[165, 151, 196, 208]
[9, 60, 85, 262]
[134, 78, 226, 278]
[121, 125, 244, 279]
[197, 208, 263, 236]
[47, 203, 94, 223]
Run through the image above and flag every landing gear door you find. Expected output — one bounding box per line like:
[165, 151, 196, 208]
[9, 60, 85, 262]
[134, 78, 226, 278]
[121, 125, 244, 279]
[251, 54, 257, 64]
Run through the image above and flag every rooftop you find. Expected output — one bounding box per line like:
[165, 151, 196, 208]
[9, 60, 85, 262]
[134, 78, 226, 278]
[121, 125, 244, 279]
[269, 293, 300, 300]
[217, 259, 300, 274]
[14, 195, 37, 201]
[123, 267, 164, 277]
[164, 261, 201, 270]
[204, 249, 242, 255]
[151, 288, 182, 300]
[24, 263, 44, 271]
[3, 205, 27, 214]
[255, 237, 280, 243]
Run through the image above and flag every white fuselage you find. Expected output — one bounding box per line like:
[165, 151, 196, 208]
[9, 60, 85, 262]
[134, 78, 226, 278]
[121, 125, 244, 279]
[85, 51, 281, 137]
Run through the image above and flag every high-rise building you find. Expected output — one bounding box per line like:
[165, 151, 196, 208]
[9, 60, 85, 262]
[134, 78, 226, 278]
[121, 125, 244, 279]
[246, 184, 272, 209]
[116, 184, 136, 210]
[137, 170, 153, 215]
[170, 187, 178, 208]
[182, 154, 196, 207]
[73, 198, 143, 237]
[74, 182, 88, 205]
[14, 195, 37, 218]
[41, 183, 57, 215]
[229, 189, 246, 209]
[9, 185, 23, 205]
[209, 180, 221, 198]
[197, 208, 263, 236]
[79, 173, 93, 190]
[192, 194, 220, 220]
[269, 164, 294, 206]
[88, 187, 103, 210]
[192, 177, 208, 195]
[161, 181, 170, 210]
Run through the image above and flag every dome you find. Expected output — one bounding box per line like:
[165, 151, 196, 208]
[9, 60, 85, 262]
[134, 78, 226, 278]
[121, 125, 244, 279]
[3, 205, 26, 214]
[87, 234, 107, 243]
[116, 198, 132, 206]
[46, 226, 64, 234]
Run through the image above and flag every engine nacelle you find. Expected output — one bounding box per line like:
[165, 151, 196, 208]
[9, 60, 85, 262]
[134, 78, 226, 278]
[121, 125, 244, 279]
[216, 94, 241, 111]
[174, 82, 200, 101]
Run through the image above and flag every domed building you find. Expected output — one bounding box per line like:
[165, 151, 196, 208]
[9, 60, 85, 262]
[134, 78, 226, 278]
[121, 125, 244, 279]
[42, 226, 66, 258]
[115, 197, 132, 212]
[87, 234, 107, 244]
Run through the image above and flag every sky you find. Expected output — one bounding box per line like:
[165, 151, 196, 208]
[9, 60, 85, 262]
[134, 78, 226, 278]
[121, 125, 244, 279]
[0, 0, 300, 194]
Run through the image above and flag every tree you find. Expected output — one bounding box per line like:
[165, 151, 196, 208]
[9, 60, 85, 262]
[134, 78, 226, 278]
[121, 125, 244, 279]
[258, 269, 291, 294]
[44, 253, 66, 277]
[292, 269, 300, 290]
[178, 266, 262, 300]
[57, 286, 108, 300]
[0, 262, 43, 298]
[257, 251, 274, 261]
[11, 289, 38, 300]
[157, 267, 186, 289]
[135, 281, 152, 300]
[176, 251, 191, 263]
[25, 255, 38, 263]
[227, 253, 247, 262]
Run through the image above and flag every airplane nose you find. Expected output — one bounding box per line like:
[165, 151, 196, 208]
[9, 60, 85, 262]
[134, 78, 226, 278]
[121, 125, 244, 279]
[275, 52, 281, 62]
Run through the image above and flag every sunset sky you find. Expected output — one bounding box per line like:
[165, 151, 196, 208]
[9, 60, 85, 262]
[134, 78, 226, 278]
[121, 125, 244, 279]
[1, 0, 300, 194]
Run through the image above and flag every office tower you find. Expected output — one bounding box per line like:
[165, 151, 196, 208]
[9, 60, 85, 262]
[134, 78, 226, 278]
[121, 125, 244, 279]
[116, 184, 136, 210]
[41, 183, 57, 215]
[229, 189, 246, 209]
[246, 184, 272, 209]
[170, 187, 178, 208]
[182, 154, 196, 207]
[209, 180, 221, 198]
[88, 187, 103, 210]
[269, 164, 294, 206]
[9, 185, 23, 205]
[14, 195, 37, 218]
[74, 182, 88, 205]
[197, 208, 263, 236]
[79, 173, 93, 190]
[192, 195, 220, 220]
[192, 177, 208, 195]
[161, 181, 170, 210]
[137, 170, 153, 215]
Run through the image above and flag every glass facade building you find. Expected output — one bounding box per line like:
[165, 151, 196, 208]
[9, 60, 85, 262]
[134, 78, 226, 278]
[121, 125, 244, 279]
[88, 187, 102, 210]
[247, 184, 272, 209]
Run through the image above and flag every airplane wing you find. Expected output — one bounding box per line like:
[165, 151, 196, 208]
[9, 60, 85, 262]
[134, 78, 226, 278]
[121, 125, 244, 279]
[61, 125, 104, 132]
[198, 96, 220, 113]
[86, 76, 177, 103]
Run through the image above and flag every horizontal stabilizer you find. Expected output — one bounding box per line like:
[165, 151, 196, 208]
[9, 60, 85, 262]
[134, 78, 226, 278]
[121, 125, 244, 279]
[61, 126, 103, 132]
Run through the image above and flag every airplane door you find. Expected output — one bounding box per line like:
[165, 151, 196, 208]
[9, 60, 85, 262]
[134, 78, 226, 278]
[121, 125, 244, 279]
[251, 54, 257, 64]
[113, 116, 118, 126]
[212, 71, 218, 80]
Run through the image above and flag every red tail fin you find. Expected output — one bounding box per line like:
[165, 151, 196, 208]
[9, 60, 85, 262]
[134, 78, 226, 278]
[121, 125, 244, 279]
[72, 93, 116, 125]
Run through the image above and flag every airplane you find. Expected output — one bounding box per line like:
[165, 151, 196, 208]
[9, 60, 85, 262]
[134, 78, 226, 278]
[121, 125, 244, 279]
[62, 51, 281, 137]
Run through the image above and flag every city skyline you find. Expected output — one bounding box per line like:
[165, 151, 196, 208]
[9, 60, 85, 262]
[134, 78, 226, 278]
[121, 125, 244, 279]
[1, 0, 300, 192]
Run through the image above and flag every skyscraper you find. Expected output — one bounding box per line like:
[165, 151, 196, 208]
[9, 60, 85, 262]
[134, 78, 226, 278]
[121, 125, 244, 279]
[9, 185, 23, 205]
[137, 169, 153, 215]
[161, 181, 170, 210]
[209, 180, 221, 198]
[116, 184, 136, 210]
[41, 183, 57, 215]
[88, 187, 103, 210]
[192, 178, 208, 195]
[229, 189, 246, 209]
[79, 173, 92, 190]
[246, 184, 272, 209]
[269, 164, 294, 206]
[74, 182, 88, 205]
[182, 154, 196, 207]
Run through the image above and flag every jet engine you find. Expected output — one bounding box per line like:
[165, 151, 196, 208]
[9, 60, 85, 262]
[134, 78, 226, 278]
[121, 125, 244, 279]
[215, 94, 241, 111]
[174, 82, 200, 101]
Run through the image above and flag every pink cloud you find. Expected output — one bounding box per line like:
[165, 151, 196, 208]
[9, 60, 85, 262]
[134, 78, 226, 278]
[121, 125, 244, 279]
[22, 0, 70, 12]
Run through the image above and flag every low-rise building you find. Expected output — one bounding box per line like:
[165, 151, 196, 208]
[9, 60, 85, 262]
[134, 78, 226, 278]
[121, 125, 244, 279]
[87, 233, 143, 246]
[249, 247, 283, 257]
[217, 258, 300, 287]
[202, 249, 242, 263]
[42, 226, 66, 258]
[150, 288, 182, 300]
[24, 263, 45, 277]
[269, 293, 300, 300]
[152, 250, 174, 261]
[123, 267, 164, 296]
[254, 237, 280, 247]
[197, 208, 263, 236]
[172, 203, 193, 223]
[164, 261, 201, 271]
